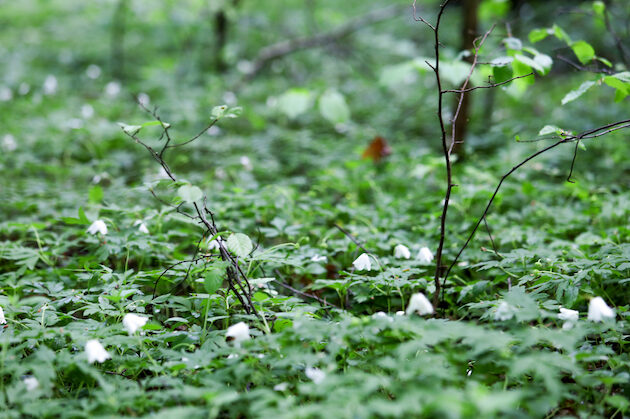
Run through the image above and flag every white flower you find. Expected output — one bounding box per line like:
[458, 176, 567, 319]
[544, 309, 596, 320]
[0, 305, 6, 324]
[273, 382, 289, 391]
[240, 156, 253, 171]
[81, 104, 94, 119]
[394, 244, 411, 259]
[587, 297, 615, 322]
[417, 247, 434, 264]
[207, 236, 224, 251]
[406, 292, 434, 316]
[226, 322, 250, 344]
[86, 64, 101, 79]
[352, 253, 372, 271]
[137, 92, 150, 106]
[85, 339, 110, 363]
[2, 134, 17, 152]
[105, 81, 121, 97]
[0, 85, 12, 102]
[305, 367, 326, 384]
[87, 220, 108, 235]
[23, 376, 39, 391]
[134, 220, 149, 234]
[558, 307, 579, 329]
[494, 301, 514, 321]
[43, 75, 58, 95]
[395, 310, 405, 316]
[310, 255, 327, 263]
[123, 313, 148, 334]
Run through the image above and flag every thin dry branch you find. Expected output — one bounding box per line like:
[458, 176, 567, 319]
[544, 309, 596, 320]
[246, 4, 406, 77]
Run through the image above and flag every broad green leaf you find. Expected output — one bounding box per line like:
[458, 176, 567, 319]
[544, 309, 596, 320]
[440, 60, 472, 86]
[528, 28, 550, 43]
[503, 37, 522, 51]
[88, 185, 103, 203]
[604, 72, 630, 101]
[539, 125, 562, 136]
[552, 24, 572, 43]
[177, 184, 203, 203]
[596, 56, 612, 67]
[571, 41, 595, 65]
[276, 88, 312, 119]
[493, 65, 513, 84]
[203, 265, 226, 295]
[561, 80, 596, 105]
[227, 233, 253, 258]
[224, 106, 242, 118]
[533, 53, 552, 74]
[515, 54, 544, 74]
[318, 89, 350, 124]
[379, 62, 417, 90]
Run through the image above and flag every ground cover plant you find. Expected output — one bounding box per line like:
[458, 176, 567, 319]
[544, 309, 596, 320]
[1, 0, 630, 417]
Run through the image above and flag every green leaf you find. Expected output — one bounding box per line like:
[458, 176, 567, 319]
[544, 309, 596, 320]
[141, 120, 170, 129]
[528, 28, 550, 43]
[539, 125, 562, 136]
[224, 106, 242, 118]
[604, 72, 630, 101]
[533, 53, 552, 75]
[561, 80, 596, 105]
[276, 88, 312, 119]
[177, 184, 203, 203]
[318, 89, 350, 124]
[88, 185, 103, 203]
[503, 37, 522, 51]
[493, 65, 513, 84]
[596, 56, 612, 67]
[571, 41, 595, 65]
[203, 265, 226, 295]
[592, 1, 605, 17]
[552, 24, 572, 44]
[227, 233, 253, 258]
[515, 54, 544, 74]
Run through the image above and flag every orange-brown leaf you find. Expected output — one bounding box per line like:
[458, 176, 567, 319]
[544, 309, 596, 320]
[362, 136, 392, 162]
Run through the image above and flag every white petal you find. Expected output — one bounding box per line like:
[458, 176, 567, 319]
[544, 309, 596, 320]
[87, 220, 108, 235]
[305, 367, 326, 384]
[310, 255, 327, 263]
[587, 297, 615, 322]
[134, 220, 149, 234]
[558, 307, 579, 322]
[352, 253, 372, 271]
[0, 306, 6, 324]
[122, 313, 148, 334]
[494, 301, 514, 321]
[406, 292, 434, 316]
[85, 339, 110, 364]
[23, 376, 39, 391]
[417, 247, 434, 264]
[393, 244, 411, 259]
[226, 322, 250, 343]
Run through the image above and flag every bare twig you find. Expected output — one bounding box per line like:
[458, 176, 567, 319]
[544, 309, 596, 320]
[272, 270, 341, 309]
[333, 223, 369, 254]
[442, 72, 534, 93]
[246, 5, 405, 77]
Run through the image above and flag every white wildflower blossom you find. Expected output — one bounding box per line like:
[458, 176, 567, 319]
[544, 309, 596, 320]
[417, 247, 434, 264]
[394, 244, 411, 259]
[23, 376, 39, 391]
[122, 313, 148, 334]
[0, 85, 12, 102]
[2, 134, 17, 152]
[81, 104, 94, 119]
[406, 293, 434, 316]
[240, 156, 253, 171]
[305, 367, 326, 384]
[85, 339, 110, 364]
[87, 220, 108, 235]
[43, 75, 58, 95]
[310, 255, 327, 263]
[0, 305, 6, 324]
[352, 253, 372, 271]
[226, 322, 250, 344]
[134, 220, 149, 234]
[105, 81, 121, 97]
[86, 64, 101, 79]
[587, 297, 615, 322]
[558, 307, 579, 330]
[494, 301, 514, 321]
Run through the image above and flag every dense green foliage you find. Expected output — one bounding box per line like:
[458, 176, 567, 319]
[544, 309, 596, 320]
[1, 0, 629, 417]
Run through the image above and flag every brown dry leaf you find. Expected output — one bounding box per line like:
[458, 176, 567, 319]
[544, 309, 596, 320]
[362, 136, 392, 162]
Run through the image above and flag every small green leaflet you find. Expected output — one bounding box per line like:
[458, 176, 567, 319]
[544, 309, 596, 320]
[318, 89, 350, 124]
[177, 184, 203, 203]
[561, 80, 596, 105]
[203, 263, 227, 295]
[227, 233, 253, 258]
[277, 88, 312, 119]
[571, 41, 595, 65]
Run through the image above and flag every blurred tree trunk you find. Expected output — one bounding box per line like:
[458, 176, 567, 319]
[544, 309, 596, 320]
[450, 0, 480, 158]
[214, 0, 240, 72]
[111, 0, 128, 80]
